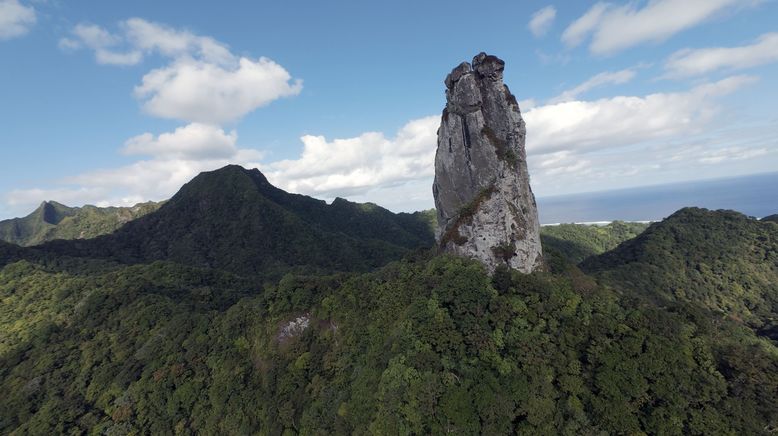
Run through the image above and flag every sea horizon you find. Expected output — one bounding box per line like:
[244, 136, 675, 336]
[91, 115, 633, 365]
[537, 171, 778, 224]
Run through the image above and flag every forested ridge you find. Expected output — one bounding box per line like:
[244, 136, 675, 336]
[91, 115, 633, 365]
[23, 166, 435, 279]
[0, 167, 776, 435]
[583, 208, 778, 332]
[541, 221, 649, 264]
[0, 201, 162, 247]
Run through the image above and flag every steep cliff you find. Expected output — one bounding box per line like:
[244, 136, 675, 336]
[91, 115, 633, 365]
[433, 53, 542, 273]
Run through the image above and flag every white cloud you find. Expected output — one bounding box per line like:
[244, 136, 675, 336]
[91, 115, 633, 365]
[528, 6, 557, 38]
[263, 116, 439, 198]
[60, 18, 303, 123]
[57, 38, 80, 50]
[59, 23, 143, 66]
[122, 123, 241, 160]
[669, 143, 771, 165]
[0, 0, 35, 40]
[5, 116, 270, 215]
[561, 2, 609, 48]
[259, 75, 755, 199]
[6, 187, 108, 209]
[524, 75, 756, 154]
[6, 136, 264, 215]
[535, 49, 571, 65]
[548, 68, 636, 103]
[135, 57, 302, 124]
[64, 153, 261, 198]
[518, 99, 537, 111]
[71, 23, 120, 47]
[93, 49, 143, 66]
[3, 65, 766, 217]
[528, 136, 776, 199]
[122, 18, 233, 66]
[562, 0, 750, 55]
[698, 146, 768, 164]
[8, 17, 303, 216]
[664, 32, 778, 77]
[59, 19, 232, 67]
[2, 115, 436, 214]
[536, 151, 592, 176]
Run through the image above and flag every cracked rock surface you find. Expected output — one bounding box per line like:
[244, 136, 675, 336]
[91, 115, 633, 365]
[433, 52, 543, 273]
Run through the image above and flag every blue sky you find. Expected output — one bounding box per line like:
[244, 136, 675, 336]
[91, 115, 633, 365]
[1, 0, 777, 219]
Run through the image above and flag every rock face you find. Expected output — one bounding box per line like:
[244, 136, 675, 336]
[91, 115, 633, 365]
[433, 53, 542, 273]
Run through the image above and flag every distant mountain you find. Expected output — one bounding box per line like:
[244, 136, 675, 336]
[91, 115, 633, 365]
[540, 221, 649, 264]
[34, 165, 435, 277]
[0, 200, 161, 246]
[583, 207, 778, 331]
[763, 214, 778, 223]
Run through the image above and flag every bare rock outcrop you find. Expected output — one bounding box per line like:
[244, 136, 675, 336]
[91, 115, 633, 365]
[433, 53, 542, 273]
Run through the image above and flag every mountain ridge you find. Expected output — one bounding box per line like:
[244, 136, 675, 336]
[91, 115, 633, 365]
[24, 165, 434, 277]
[1, 204, 776, 434]
[583, 207, 778, 331]
[0, 200, 162, 246]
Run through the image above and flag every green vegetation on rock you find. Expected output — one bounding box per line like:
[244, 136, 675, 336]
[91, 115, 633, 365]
[440, 183, 497, 247]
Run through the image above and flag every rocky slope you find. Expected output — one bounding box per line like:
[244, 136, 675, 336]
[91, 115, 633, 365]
[433, 53, 542, 273]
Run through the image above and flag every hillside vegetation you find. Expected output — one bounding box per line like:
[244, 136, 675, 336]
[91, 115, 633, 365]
[0, 201, 161, 246]
[541, 221, 649, 264]
[584, 208, 778, 331]
[0, 168, 776, 434]
[1, 254, 776, 434]
[30, 166, 434, 278]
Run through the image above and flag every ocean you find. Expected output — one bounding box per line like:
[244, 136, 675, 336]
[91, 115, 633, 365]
[536, 172, 778, 224]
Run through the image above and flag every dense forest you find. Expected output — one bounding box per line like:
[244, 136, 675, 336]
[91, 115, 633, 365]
[0, 201, 161, 247]
[0, 167, 776, 435]
[540, 221, 649, 264]
[584, 208, 778, 332]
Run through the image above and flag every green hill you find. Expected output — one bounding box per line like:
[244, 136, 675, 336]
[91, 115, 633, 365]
[583, 208, 778, 332]
[0, 200, 161, 246]
[1, 254, 776, 434]
[31, 165, 435, 277]
[541, 221, 649, 264]
[1, 171, 776, 434]
[763, 214, 778, 223]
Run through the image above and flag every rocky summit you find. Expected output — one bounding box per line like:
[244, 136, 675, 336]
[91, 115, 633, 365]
[433, 52, 542, 273]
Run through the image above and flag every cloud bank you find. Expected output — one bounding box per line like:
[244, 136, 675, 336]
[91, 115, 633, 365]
[0, 0, 35, 40]
[60, 18, 302, 124]
[548, 68, 637, 103]
[6, 18, 300, 215]
[665, 32, 778, 77]
[529, 6, 557, 38]
[9, 73, 769, 215]
[562, 0, 751, 55]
